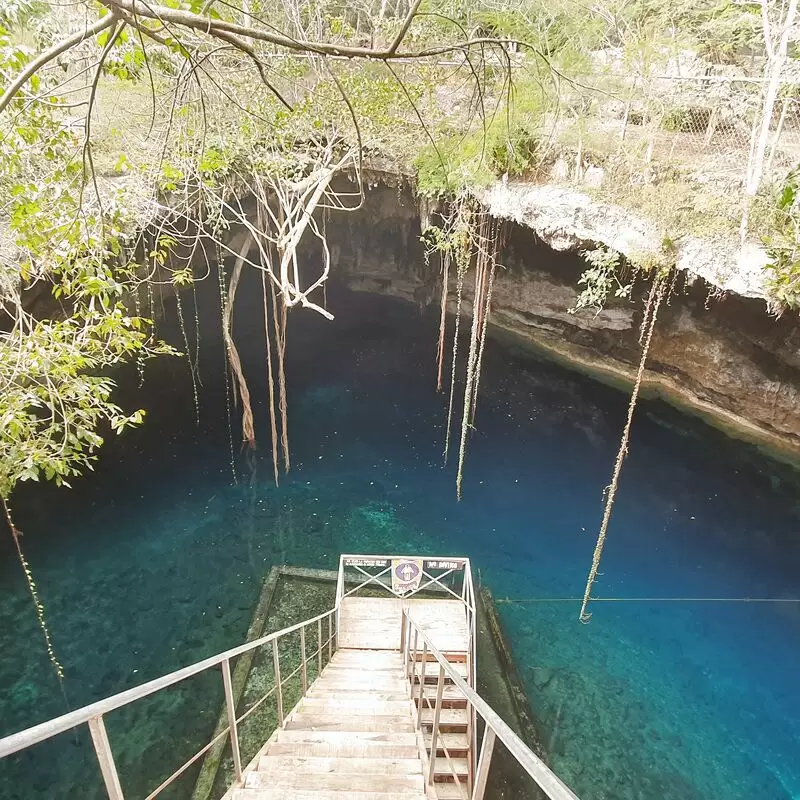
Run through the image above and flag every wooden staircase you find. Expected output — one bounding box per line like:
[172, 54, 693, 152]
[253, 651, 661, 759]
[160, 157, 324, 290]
[232, 648, 469, 800]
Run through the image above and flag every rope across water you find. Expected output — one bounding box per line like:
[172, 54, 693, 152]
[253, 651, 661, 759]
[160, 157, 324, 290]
[496, 596, 800, 604]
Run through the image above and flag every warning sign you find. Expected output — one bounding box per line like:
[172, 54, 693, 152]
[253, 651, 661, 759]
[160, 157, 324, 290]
[391, 558, 423, 595]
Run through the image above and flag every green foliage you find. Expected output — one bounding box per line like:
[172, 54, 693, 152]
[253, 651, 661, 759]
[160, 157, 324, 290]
[414, 79, 546, 195]
[0, 20, 174, 501]
[0, 0, 47, 29]
[0, 311, 170, 498]
[612, 0, 761, 65]
[764, 168, 800, 311]
[570, 246, 632, 314]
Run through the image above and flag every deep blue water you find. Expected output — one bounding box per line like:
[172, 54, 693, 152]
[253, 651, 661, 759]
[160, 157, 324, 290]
[1, 277, 799, 800]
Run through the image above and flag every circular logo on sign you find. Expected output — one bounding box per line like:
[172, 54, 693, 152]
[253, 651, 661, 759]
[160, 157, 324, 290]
[395, 561, 420, 582]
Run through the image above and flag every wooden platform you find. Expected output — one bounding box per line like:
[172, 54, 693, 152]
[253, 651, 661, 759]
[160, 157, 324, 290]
[338, 597, 469, 653]
[230, 594, 472, 800]
[232, 649, 429, 800]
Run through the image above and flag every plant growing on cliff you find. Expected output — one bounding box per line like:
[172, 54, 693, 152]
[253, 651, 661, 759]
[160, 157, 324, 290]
[569, 246, 632, 314]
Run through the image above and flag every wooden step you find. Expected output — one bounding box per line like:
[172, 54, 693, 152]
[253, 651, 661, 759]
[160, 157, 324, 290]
[322, 666, 406, 678]
[427, 757, 469, 781]
[433, 783, 469, 799]
[301, 698, 413, 714]
[411, 662, 468, 683]
[331, 650, 402, 662]
[306, 681, 406, 701]
[244, 771, 425, 793]
[277, 730, 417, 747]
[408, 651, 467, 663]
[233, 790, 424, 800]
[256, 756, 422, 775]
[285, 715, 415, 733]
[411, 685, 467, 708]
[418, 708, 469, 732]
[312, 677, 408, 692]
[422, 732, 469, 757]
[315, 671, 407, 684]
[266, 742, 420, 760]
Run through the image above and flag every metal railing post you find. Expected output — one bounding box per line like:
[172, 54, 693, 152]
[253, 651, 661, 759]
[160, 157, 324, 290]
[471, 728, 496, 800]
[417, 642, 427, 729]
[328, 614, 333, 661]
[221, 658, 242, 780]
[272, 639, 284, 726]
[400, 610, 407, 656]
[300, 626, 308, 694]
[88, 715, 124, 800]
[427, 664, 445, 785]
[410, 628, 419, 690]
[317, 617, 323, 674]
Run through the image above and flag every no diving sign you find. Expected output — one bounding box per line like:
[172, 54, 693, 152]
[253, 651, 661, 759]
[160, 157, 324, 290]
[391, 558, 423, 595]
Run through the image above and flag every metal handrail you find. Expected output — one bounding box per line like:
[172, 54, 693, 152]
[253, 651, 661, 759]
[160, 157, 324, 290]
[402, 611, 580, 800]
[0, 605, 339, 800]
[0, 606, 335, 759]
[0, 554, 480, 800]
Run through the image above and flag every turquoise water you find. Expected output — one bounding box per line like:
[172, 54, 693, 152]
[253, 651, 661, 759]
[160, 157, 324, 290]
[1, 278, 799, 799]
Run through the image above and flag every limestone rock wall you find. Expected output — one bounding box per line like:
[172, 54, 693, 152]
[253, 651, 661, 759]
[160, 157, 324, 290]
[321, 183, 800, 460]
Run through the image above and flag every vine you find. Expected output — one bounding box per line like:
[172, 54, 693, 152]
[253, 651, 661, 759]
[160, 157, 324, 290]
[216, 241, 238, 484]
[456, 211, 500, 499]
[579, 278, 667, 622]
[174, 283, 200, 426]
[426, 198, 501, 496]
[2, 498, 64, 682]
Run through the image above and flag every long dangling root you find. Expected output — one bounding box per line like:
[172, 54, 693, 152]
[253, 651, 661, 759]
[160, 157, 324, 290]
[638, 274, 658, 345]
[223, 235, 256, 449]
[191, 268, 203, 387]
[270, 272, 290, 472]
[3, 498, 65, 682]
[456, 250, 484, 500]
[443, 217, 468, 465]
[470, 216, 498, 426]
[175, 286, 200, 425]
[436, 251, 450, 393]
[134, 280, 145, 387]
[470, 252, 496, 426]
[455, 212, 499, 499]
[217, 241, 237, 483]
[261, 267, 280, 486]
[579, 279, 666, 623]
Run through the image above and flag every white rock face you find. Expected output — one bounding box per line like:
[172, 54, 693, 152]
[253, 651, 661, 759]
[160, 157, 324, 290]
[482, 182, 769, 299]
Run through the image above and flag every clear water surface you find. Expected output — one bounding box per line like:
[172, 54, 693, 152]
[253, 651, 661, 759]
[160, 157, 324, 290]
[1, 277, 798, 800]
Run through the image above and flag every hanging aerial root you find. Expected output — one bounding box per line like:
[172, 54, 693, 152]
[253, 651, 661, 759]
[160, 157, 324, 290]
[579, 279, 666, 623]
[224, 236, 256, 449]
[470, 217, 498, 425]
[217, 241, 237, 483]
[456, 212, 494, 500]
[270, 272, 290, 472]
[261, 263, 280, 486]
[436, 251, 450, 393]
[191, 271, 202, 387]
[134, 281, 145, 387]
[3, 498, 64, 682]
[175, 286, 200, 425]
[443, 210, 469, 465]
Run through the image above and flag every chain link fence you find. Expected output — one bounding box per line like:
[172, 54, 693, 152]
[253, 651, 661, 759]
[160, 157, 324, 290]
[542, 67, 800, 187]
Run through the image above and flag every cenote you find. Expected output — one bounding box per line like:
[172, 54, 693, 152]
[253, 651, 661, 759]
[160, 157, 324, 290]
[1, 264, 800, 800]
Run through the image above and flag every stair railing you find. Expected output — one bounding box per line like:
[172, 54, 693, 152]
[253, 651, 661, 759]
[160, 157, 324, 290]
[401, 610, 580, 800]
[0, 606, 339, 800]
